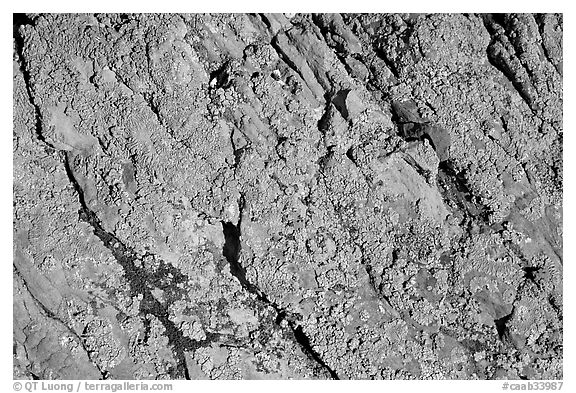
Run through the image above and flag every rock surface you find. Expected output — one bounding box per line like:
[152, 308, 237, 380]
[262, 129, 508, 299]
[13, 13, 562, 380]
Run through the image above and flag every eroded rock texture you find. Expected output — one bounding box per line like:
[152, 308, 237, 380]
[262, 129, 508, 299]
[13, 13, 562, 380]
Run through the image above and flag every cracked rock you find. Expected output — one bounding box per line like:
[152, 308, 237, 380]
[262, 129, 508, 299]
[13, 13, 562, 380]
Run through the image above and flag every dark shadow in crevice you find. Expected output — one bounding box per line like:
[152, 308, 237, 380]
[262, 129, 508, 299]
[293, 325, 340, 380]
[494, 313, 512, 340]
[220, 215, 340, 379]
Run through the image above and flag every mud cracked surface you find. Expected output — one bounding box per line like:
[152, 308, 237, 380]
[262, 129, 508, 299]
[13, 13, 562, 380]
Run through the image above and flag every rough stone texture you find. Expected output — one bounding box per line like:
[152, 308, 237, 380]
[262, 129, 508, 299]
[13, 13, 562, 380]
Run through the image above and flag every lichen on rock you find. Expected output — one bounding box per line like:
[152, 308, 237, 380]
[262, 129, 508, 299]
[13, 12, 562, 380]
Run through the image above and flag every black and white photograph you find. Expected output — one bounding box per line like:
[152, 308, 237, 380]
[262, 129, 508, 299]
[8, 5, 569, 389]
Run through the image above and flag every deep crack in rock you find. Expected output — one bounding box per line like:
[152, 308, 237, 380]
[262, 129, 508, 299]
[13, 12, 562, 380]
[221, 212, 340, 379]
[63, 152, 220, 379]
